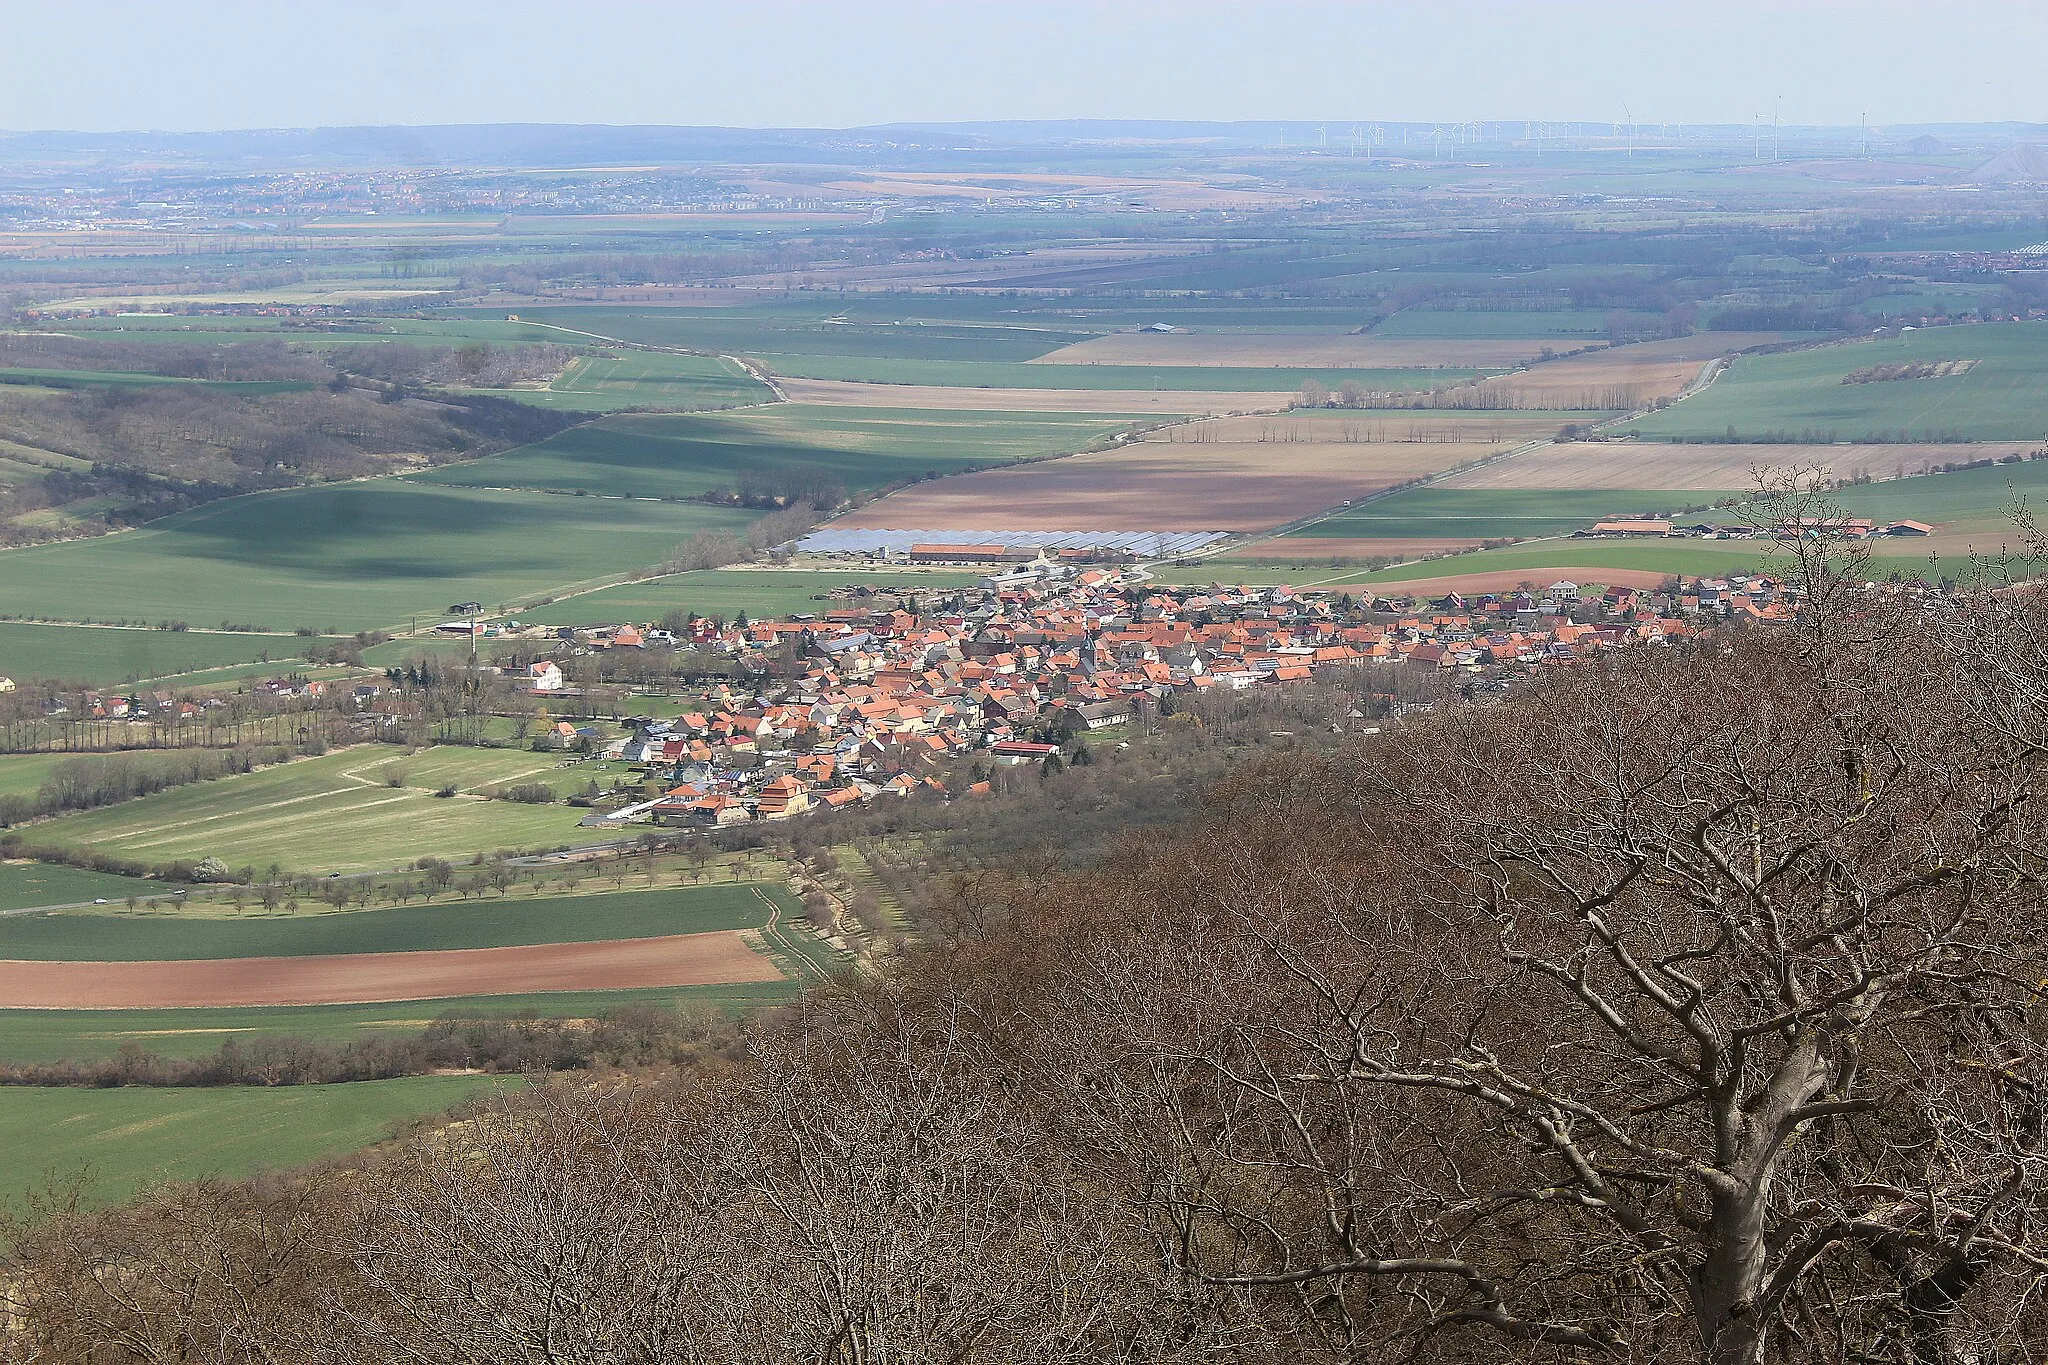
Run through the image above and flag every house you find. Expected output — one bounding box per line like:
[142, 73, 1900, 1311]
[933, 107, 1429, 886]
[1547, 581, 1581, 603]
[0, 676, 13, 693]
[529, 661, 566, 692]
[990, 740, 1060, 766]
[908, 543, 1034, 565]
[755, 775, 811, 820]
[1060, 699, 1131, 731]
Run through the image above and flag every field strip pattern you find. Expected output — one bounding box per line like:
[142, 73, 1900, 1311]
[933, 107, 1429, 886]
[104, 790, 415, 849]
[0, 932, 786, 1009]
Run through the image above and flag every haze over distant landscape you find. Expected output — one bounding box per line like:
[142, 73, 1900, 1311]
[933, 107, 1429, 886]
[10, 6, 2048, 1362]
[3, 0, 2046, 130]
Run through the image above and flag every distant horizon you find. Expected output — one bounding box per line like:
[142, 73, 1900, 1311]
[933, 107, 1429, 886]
[2, 1, 2044, 134]
[7, 116, 2048, 138]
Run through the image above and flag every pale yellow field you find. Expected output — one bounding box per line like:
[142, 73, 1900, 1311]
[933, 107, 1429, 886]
[1415, 333, 1790, 411]
[1441, 441, 2044, 491]
[1029, 334, 1560, 368]
[774, 377, 1295, 414]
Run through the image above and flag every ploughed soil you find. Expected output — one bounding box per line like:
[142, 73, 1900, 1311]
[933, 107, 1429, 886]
[0, 932, 784, 1009]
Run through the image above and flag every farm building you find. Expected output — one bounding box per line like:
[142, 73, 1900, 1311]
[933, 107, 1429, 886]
[990, 740, 1061, 766]
[1586, 520, 1673, 538]
[909, 544, 1038, 565]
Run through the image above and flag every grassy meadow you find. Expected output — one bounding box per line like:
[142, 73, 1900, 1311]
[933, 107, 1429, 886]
[25, 746, 602, 875]
[0, 483, 760, 632]
[0, 1075, 514, 1211]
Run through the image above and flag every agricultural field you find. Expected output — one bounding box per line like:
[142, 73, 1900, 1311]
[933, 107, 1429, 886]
[0, 861, 166, 912]
[0, 932, 785, 1008]
[0, 1074, 512, 1211]
[773, 377, 1294, 414]
[0, 983, 791, 1065]
[0, 482, 760, 632]
[455, 306, 1094, 362]
[0, 622, 328, 686]
[1029, 333, 1557, 368]
[1436, 440, 2047, 492]
[414, 406, 1146, 500]
[1624, 322, 2048, 443]
[523, 568, 987, 626]
[753, 355, 1479, 390]
[488, 351, 772, 411]
[0, 367, 314, 395]
[1369, 308, 1626, 340]
[833, 409, 1544, 534]
[0, 883, 785, 961]
[1284, 487, 1723, 549]
[25, 746, 600, 875]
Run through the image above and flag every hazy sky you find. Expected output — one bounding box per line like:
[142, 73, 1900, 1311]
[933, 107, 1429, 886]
[5, 0, 2045, 133]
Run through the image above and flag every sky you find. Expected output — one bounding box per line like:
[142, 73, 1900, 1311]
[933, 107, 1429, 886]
[3, 0, 2045, 134]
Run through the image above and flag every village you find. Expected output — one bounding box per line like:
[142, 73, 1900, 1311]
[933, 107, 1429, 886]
[502, 556, 1800, 830]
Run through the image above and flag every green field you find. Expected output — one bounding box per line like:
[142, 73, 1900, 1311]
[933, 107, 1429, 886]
[0, 882, 787, 961]
[413, 406, 1144, 500]
[0, 482, 760, 632]
[754, 356, 1484, 390]
[1337, 537, 1974, 587]
[0, 622, 326, 685]
[524, 568, 987, 625]
[0, 366, 314, 395]
[0, 861, 167, 912]
[1625, 323, 2048, 443]
[452, 305, 1092, 361]
[0, 1075, 512, 1210]
[1290, 488, 1721, 543]
[0, 983, 797, 1065]
[550, 352, 772, 409]
[26, 746, 599, 874]
[1371, 309, 1624, 339]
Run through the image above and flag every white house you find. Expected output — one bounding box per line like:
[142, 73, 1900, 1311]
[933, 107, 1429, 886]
[529, 661, 566, 693]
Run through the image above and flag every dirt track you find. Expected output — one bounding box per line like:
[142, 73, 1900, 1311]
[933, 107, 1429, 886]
[0, 932, 784, 1009]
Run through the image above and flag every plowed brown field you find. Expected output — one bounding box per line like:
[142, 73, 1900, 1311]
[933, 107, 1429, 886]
[831, 439, 1503, 532]
[0, 932, 783, 1009]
